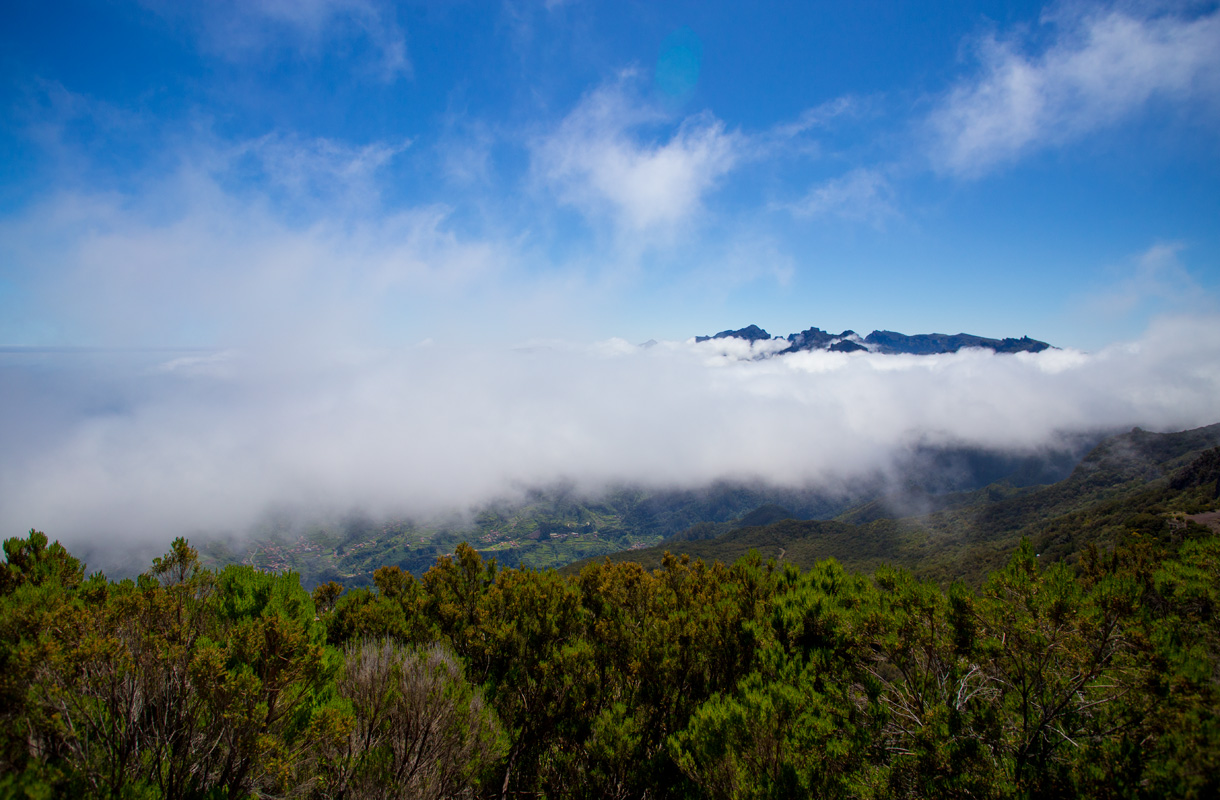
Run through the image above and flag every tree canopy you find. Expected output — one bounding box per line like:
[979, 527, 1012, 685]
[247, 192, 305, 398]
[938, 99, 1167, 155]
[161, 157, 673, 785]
[1, 519, 1217, 799]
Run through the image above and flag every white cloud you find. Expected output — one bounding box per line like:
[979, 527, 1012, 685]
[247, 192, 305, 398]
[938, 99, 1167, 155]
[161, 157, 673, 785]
[221, 133, 411, 211]
[533, 82, 741, 233]
[691, 335, 791, 361]
[690, 236, 797, 295]
[2, 314, 1218, 548]
[0, 166, 507, 348]
[0, 116, 784, 352]
[929, 4, 1220, 175]
[788, 168, 897, 225]
[1085, 241, 1213, 317]
[437, 124, 496, 186]
[766, 96, 861, 145]
[142, 0, 411, 80]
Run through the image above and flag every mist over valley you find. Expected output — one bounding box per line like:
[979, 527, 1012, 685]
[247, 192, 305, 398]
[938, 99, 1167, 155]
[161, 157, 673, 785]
[5, 316, 1218, 580]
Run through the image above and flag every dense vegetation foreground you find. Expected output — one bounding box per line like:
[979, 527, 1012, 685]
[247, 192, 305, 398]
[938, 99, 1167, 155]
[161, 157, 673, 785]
[2, 517, 1218, 799]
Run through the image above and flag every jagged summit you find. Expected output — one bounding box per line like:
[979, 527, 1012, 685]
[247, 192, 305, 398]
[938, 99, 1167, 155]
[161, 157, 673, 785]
[694, 325, 1052, 355]
[694, 324, 774, 344]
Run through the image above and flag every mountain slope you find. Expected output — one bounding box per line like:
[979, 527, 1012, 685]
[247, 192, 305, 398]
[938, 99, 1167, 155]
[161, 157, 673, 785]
[567, 423, 1220, 585]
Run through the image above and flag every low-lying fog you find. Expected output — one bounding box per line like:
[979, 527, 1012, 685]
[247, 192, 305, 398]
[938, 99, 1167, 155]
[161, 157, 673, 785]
[3, 313, 1218, 555]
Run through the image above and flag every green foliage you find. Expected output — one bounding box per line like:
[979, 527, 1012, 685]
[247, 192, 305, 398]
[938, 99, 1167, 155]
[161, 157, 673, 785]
[0, 529, 84, 594]
[672, 560, 882, 800]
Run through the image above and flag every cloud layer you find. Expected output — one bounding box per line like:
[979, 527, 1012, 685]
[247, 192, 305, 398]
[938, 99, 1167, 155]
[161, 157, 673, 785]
[4, 314, 1219, 548]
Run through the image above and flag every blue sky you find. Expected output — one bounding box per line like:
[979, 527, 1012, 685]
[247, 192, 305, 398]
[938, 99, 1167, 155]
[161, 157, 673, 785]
[1, 0, 1217, 351]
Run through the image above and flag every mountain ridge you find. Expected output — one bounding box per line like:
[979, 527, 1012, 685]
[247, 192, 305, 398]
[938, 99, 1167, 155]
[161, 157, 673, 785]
[695, 324, 1052, 355]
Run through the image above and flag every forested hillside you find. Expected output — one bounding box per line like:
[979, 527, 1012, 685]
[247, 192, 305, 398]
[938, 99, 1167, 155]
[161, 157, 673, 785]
[579, 424, 1220, 586]
[3, 477, 1218, 798]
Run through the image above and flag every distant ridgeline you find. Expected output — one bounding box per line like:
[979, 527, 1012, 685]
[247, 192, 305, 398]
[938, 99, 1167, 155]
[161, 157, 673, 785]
[695, 323, 1052, 355]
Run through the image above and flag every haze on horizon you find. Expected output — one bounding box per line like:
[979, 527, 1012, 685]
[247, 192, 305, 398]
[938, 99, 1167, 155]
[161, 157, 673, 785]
[1, 1, 1218, 550]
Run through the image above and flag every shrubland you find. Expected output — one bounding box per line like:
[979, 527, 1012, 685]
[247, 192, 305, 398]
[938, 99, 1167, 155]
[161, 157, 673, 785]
[2, 502, 1217, 798]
